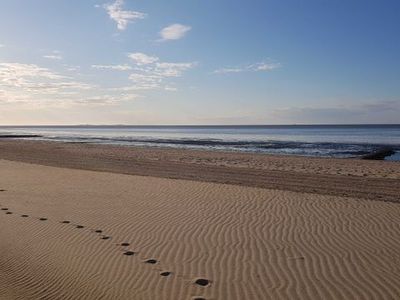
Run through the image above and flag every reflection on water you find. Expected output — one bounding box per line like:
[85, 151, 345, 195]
[1, 125, 400, 160]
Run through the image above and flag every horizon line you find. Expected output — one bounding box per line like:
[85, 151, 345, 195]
[1, 123, 400, 127]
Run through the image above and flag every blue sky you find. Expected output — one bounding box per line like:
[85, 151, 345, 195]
[0, 0, 399, 125]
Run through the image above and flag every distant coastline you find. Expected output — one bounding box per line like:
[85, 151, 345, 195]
[1, 124, 400, 128]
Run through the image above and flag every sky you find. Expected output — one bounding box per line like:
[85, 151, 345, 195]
[0, 0, 399, 125]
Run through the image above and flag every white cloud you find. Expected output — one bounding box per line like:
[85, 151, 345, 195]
[0, 63, 66, 82]
[128, 52, 159, 65]
[0, 54, 193, 107]
[154, 62, 196, 77]
[43, 50, 63, 60]
[214, 61, 281, 74]
[252, 62, 281, 71]
[64, 65, 81, 72]
[0, 61, 148, 107]
[0, 62, 108, 106]
[0, 63, 93, 94]
[128, 73, 162, 90]
[0, 44, 4, 48]
[113, 52, 196, 91]
[104, 0, 146, 30]
[92, 64, 132, 71]
[164, 86, 178, 92]
[71, 93, 139, 106]
[43, 55, 63, 60]
[159, 24, 191, 41]
[213, 67, 243, 74]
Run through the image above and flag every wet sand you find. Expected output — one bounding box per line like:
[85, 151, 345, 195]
[1, 140, 400, 299]
[0, 139, 399, 202]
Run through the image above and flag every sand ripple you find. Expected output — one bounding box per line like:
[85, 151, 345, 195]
[1, 160, 400, 299]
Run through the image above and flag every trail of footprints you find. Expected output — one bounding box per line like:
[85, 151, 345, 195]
[0, 196, 210, 300]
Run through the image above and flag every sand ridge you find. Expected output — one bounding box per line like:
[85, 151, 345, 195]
[1, 160, 400, 299]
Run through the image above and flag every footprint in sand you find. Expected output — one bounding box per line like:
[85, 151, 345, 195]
[6, 211, 12, 214]
[61, 221, 71, 224]
[21, 215, 29, 218]
[101, 236, 111, 240]
[192, 297, 206, 300]
[193, 278, 211, 287]
[1, 208, 8, 211]
[0, 189, 6, 192]
[160, 271, 172, 277]
[144, 259, 157, 264]
[94, 229, 103, 233]
[76, 225, 84, 229]
[123, 251, 135, 256]
[39, 218, 48, 221]
[120, 242, 130, 246]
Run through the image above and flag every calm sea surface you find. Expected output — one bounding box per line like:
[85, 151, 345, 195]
[1, 125, 400, 160]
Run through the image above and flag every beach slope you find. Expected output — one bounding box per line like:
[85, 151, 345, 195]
[1, 159, 400, 299]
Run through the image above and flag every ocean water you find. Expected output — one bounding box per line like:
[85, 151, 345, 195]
[1, 125, 400, 160]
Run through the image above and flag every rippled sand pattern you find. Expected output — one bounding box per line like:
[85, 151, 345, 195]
[1, 160, 400, 299]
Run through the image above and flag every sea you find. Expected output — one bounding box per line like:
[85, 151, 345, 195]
[1, 125, 400, 161]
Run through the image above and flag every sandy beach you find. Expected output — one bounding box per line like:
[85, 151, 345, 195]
[2, 0, 400, 298]
[1, 140, 400, 299]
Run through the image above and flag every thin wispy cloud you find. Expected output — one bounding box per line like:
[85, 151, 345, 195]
[0, 63, 66, 81]
[213, 67, 243, 74]
[0, 63, 92, 95]
[153, 62, 196, 77]
[43, 50, 63, 60]
[128, 53, 159, 65]
[159, 24, 191, 41]
[64, 65, 81, 72]
[73, 93, 139, 106]
[0, 62, 129, 106]
[117, 52, 196, 91]
[214, 61, 281, 74]
[164, 86, 178, 92]
[104, 0, 146, 30]
[92, 64, 132, 71]
[43, 55, 63, 60]
[255, 62, 280, 71]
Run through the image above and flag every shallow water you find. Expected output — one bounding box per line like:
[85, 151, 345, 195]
[1, 125, 400, 160]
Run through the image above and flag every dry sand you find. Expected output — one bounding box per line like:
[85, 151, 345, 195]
[1, 140, 400, 299]
[1, 158, 400, 299]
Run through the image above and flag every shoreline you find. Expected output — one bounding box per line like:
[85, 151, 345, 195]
[1, 134, 399, 161]
[1, 139, 399, 202]
[2, 124, 400, 161]
[2, 140, 400, 299]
